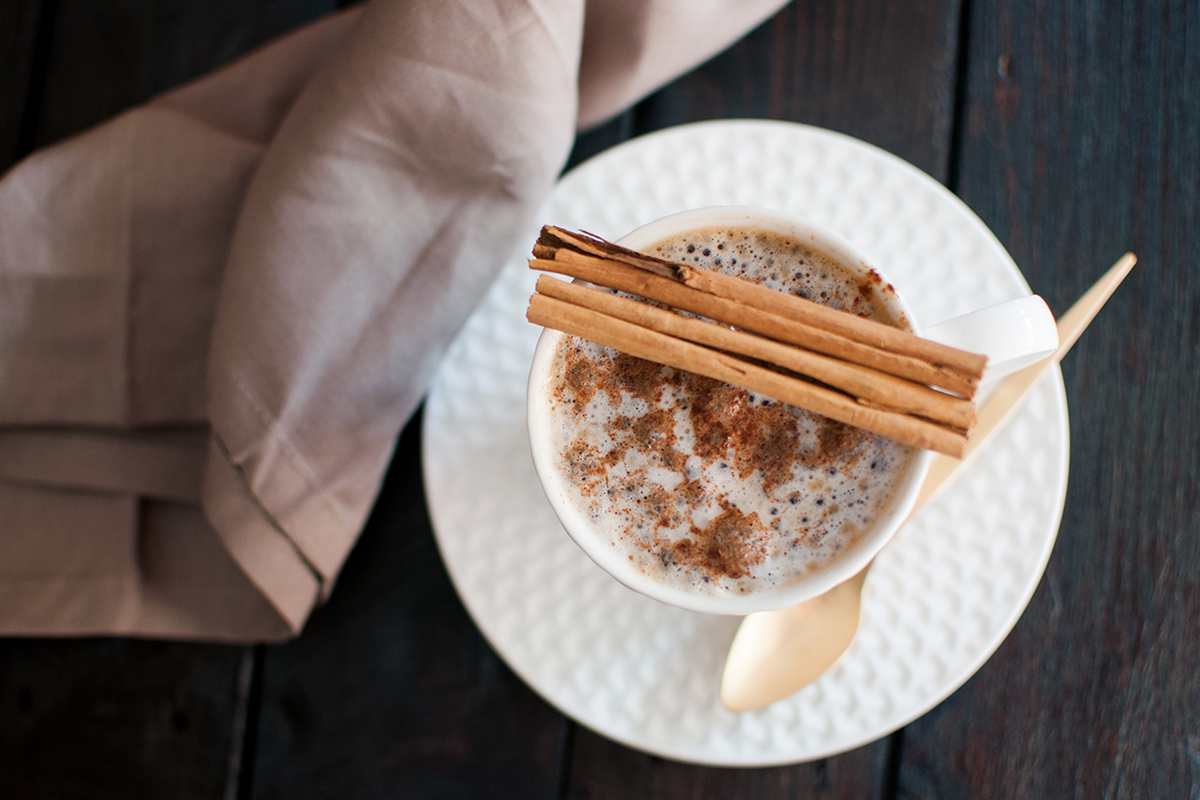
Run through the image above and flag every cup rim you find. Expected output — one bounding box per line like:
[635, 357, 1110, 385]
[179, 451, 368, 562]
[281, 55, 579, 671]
[526, 206, 934, 615]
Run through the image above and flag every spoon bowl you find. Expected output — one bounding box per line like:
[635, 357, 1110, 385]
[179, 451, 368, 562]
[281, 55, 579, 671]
[721, 567, 868, 712]
[719, 254, 1136, 712]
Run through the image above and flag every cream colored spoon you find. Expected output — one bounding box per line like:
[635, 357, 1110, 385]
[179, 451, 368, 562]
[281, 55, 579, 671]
[720, 253, 1137, 712]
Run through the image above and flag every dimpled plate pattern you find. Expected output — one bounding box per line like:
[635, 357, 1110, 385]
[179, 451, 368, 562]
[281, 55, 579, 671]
[421, 121, 1069, 766]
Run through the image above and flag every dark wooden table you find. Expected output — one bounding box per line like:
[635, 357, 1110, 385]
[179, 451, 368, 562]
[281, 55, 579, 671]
[3, 1, 1197, 797]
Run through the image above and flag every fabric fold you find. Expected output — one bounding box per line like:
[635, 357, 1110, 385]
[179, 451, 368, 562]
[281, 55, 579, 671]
[0, 0, 791, 641]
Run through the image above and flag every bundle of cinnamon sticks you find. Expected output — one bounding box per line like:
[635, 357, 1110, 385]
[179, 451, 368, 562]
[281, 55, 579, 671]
[525, 226, 986, 457]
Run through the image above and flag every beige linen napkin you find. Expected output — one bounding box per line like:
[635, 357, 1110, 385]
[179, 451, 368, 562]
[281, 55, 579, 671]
[0, 0, 789, 641]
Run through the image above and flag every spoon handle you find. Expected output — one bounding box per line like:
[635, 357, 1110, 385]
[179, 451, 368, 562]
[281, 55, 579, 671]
[721, 253, 1137, 713]
[913, 252, 1136, 512]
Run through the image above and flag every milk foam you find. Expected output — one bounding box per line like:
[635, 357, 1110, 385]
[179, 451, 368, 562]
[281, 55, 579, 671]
[544, 226, 917, 597]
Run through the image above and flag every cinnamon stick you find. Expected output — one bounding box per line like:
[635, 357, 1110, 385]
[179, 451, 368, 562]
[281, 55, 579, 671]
[675, 265, 987, 386]
[538, 225, 988, 395]
[537, 226, 684, 280]
[527, 293, 968, 457]
[530, 252, 981, 397]
[535, 275, 976, 429]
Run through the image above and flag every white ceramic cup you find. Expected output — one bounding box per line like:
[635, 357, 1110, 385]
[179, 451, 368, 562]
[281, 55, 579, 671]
[527, 206, 1056, 615]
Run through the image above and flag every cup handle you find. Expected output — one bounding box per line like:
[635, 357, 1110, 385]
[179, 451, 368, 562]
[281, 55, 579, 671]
[921, 296, 1058, 384]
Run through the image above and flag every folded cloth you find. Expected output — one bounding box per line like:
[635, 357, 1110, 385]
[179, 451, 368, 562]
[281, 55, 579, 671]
[0, 0, 789, 641]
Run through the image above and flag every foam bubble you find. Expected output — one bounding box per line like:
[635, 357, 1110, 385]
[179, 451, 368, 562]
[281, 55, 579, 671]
[543, 226, 916, 598]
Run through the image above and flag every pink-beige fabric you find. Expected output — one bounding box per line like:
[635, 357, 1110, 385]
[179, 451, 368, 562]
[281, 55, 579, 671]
[0, 0, 789, 641]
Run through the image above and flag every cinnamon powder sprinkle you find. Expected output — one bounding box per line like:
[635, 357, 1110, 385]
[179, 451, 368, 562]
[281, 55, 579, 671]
[543, 226, 915, 594]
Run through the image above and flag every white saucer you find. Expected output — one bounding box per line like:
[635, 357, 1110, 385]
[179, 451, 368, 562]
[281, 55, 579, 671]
[421, 120, 1068, 766]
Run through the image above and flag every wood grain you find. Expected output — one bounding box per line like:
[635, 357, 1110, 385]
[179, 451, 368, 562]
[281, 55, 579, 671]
[31, 0, 341, 147]
[635, 0, 963, 182]
[0, 3, 339, 800]
[558, 0, 965, 793]
[566, 727, 894, 799]
[568, 110, 636, 173]
[897, 0, 1200, 797]
[0, 639, 253, 800]
[0, 0, 45, 167]
[5, 0, 1196, 797]
[247, 411, 569, 799]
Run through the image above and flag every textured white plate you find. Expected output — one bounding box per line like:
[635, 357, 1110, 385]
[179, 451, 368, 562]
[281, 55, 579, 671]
[421, 120, 1068, 766]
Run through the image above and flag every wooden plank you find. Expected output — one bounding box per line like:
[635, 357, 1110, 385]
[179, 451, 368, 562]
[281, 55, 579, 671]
[0, 639, 254, 800]
[566, 728, 894, 799]
[0, 3, 341, 799]
[898, 0, 1200, 797]
[635, 0, 964, 182]
[32, 0, 341, 147]
[244, 102, 635, 800]
[0, 0, 44, 168]
[560, 1, 965, 794]
[567, 111, 636, 172]
[247, 411, 569, 799]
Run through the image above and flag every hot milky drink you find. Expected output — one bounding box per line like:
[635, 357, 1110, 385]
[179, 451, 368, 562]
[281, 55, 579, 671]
[541, 225, 918, 597]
